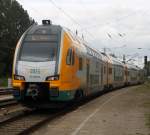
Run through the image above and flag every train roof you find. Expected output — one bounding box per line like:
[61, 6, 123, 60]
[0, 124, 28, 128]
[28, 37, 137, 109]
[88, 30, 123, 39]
[100, 53, 111, 63]
[64, 28, 106, 61]
[126, 63, 140, 70]
[111, 56, 124, 66]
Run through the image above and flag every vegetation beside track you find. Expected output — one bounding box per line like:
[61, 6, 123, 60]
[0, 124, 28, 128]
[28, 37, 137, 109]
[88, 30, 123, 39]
[0, 0, 34, 76]
[0, 77, 8, 87]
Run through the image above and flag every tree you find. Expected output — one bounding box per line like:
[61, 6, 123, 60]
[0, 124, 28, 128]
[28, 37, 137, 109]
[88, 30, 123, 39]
[0, 0, 35, 75]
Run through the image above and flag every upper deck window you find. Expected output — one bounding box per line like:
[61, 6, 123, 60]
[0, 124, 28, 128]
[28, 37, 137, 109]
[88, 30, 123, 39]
[24, 34, 58, 42]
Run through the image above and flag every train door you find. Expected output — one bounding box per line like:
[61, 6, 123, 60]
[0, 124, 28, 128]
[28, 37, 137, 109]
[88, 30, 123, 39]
[86, 59, 90, 96]
[101, 62, 103, 85]
[102, 63, 105, 87]
[107, 62, 113, 89]
[86, 60, 90, 86]
[106, 62, 109, 87]
[125, 66, 128, 85]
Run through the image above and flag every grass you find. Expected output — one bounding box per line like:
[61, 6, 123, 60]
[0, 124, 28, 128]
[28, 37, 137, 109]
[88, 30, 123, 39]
[0, 77, 8, 87]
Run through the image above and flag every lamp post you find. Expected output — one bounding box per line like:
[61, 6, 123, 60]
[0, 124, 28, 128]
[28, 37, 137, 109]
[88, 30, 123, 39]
[137, 47, 150, 77]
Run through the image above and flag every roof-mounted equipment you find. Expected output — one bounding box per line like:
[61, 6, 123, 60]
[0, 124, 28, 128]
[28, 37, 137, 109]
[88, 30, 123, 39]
[42, 20, 52, 25]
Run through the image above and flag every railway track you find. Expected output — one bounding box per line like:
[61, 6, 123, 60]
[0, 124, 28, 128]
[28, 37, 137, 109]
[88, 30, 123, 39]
[0, 97, 17, 108]
[0, 87, 130, 135]
[0, 107, 35, 134]
[0, 87, 16, 107]
[0, 105, 75, 135]
[0, 91, 104, 135]
[0, 88, 13, 95]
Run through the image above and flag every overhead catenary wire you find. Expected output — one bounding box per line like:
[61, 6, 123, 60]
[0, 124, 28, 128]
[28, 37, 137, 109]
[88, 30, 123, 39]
[50, 0, 148, 64]
[17, 0, 48, 21]
[81, 9, 149, 31]
[18, 0, 132, 42]
[48, 0, 97, 42]
[48, 0, 81, 26]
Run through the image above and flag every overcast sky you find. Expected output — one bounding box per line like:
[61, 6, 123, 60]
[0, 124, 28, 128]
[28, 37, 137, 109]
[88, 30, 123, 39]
[16, 0, 150, 66]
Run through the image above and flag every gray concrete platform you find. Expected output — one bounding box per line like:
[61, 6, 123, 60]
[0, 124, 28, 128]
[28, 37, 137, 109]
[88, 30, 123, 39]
[32, 86, 150, 135]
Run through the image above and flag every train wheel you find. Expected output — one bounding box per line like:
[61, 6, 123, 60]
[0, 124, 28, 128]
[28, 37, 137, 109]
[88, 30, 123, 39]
[74, 90, 83, 102]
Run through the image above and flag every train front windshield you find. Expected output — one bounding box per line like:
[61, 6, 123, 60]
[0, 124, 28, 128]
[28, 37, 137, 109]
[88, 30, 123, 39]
[19, 34, 59, 62]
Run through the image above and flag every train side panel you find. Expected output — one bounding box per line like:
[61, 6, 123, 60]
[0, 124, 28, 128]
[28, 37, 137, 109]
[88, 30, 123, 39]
[50, 31, 81, 101]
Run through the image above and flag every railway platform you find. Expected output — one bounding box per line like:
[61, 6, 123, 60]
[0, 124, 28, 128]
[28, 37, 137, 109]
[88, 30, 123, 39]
[32, 85, 150, 135]
[0, 84, 149, 135]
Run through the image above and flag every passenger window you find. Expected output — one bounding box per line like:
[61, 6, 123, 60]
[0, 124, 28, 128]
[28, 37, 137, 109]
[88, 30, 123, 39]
[104, 66, 106, 74]
[79, 57, 83, 70]
[66, 48, 75, 65]
[72, 50, 75, 65]
[125, 70, 128, 76]
[66, 48, 72, 65]
[109, 68, 112, 74]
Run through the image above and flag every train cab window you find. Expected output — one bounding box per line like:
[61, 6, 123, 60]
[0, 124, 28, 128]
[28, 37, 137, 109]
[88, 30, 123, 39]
[66, 48, 75, 65]
[79, 57, 83, 70]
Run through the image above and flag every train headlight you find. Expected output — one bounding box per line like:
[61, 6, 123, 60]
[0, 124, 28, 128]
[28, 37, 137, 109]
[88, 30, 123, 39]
[14, 75, 25, 81]
[46, 75, 59, 81]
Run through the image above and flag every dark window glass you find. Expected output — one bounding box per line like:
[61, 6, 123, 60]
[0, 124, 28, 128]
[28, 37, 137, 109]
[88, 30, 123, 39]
[104, 66, 106, 74]
[128, 71, 130, 76]
[66, 48, 75, 65]
[125, 70, 128, 76]
[109, 68, 112, 74]
[90, 75, 99, 85]
[79, 57, 83, 70]
[114, 66, 124, 81]
[66, 48, 72, 65]
[19, 42, 57, 62]
[72, 50, 75, 65]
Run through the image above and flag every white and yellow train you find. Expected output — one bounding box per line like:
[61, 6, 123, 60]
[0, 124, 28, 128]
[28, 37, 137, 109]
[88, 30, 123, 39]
[12, 20, 145, 107]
